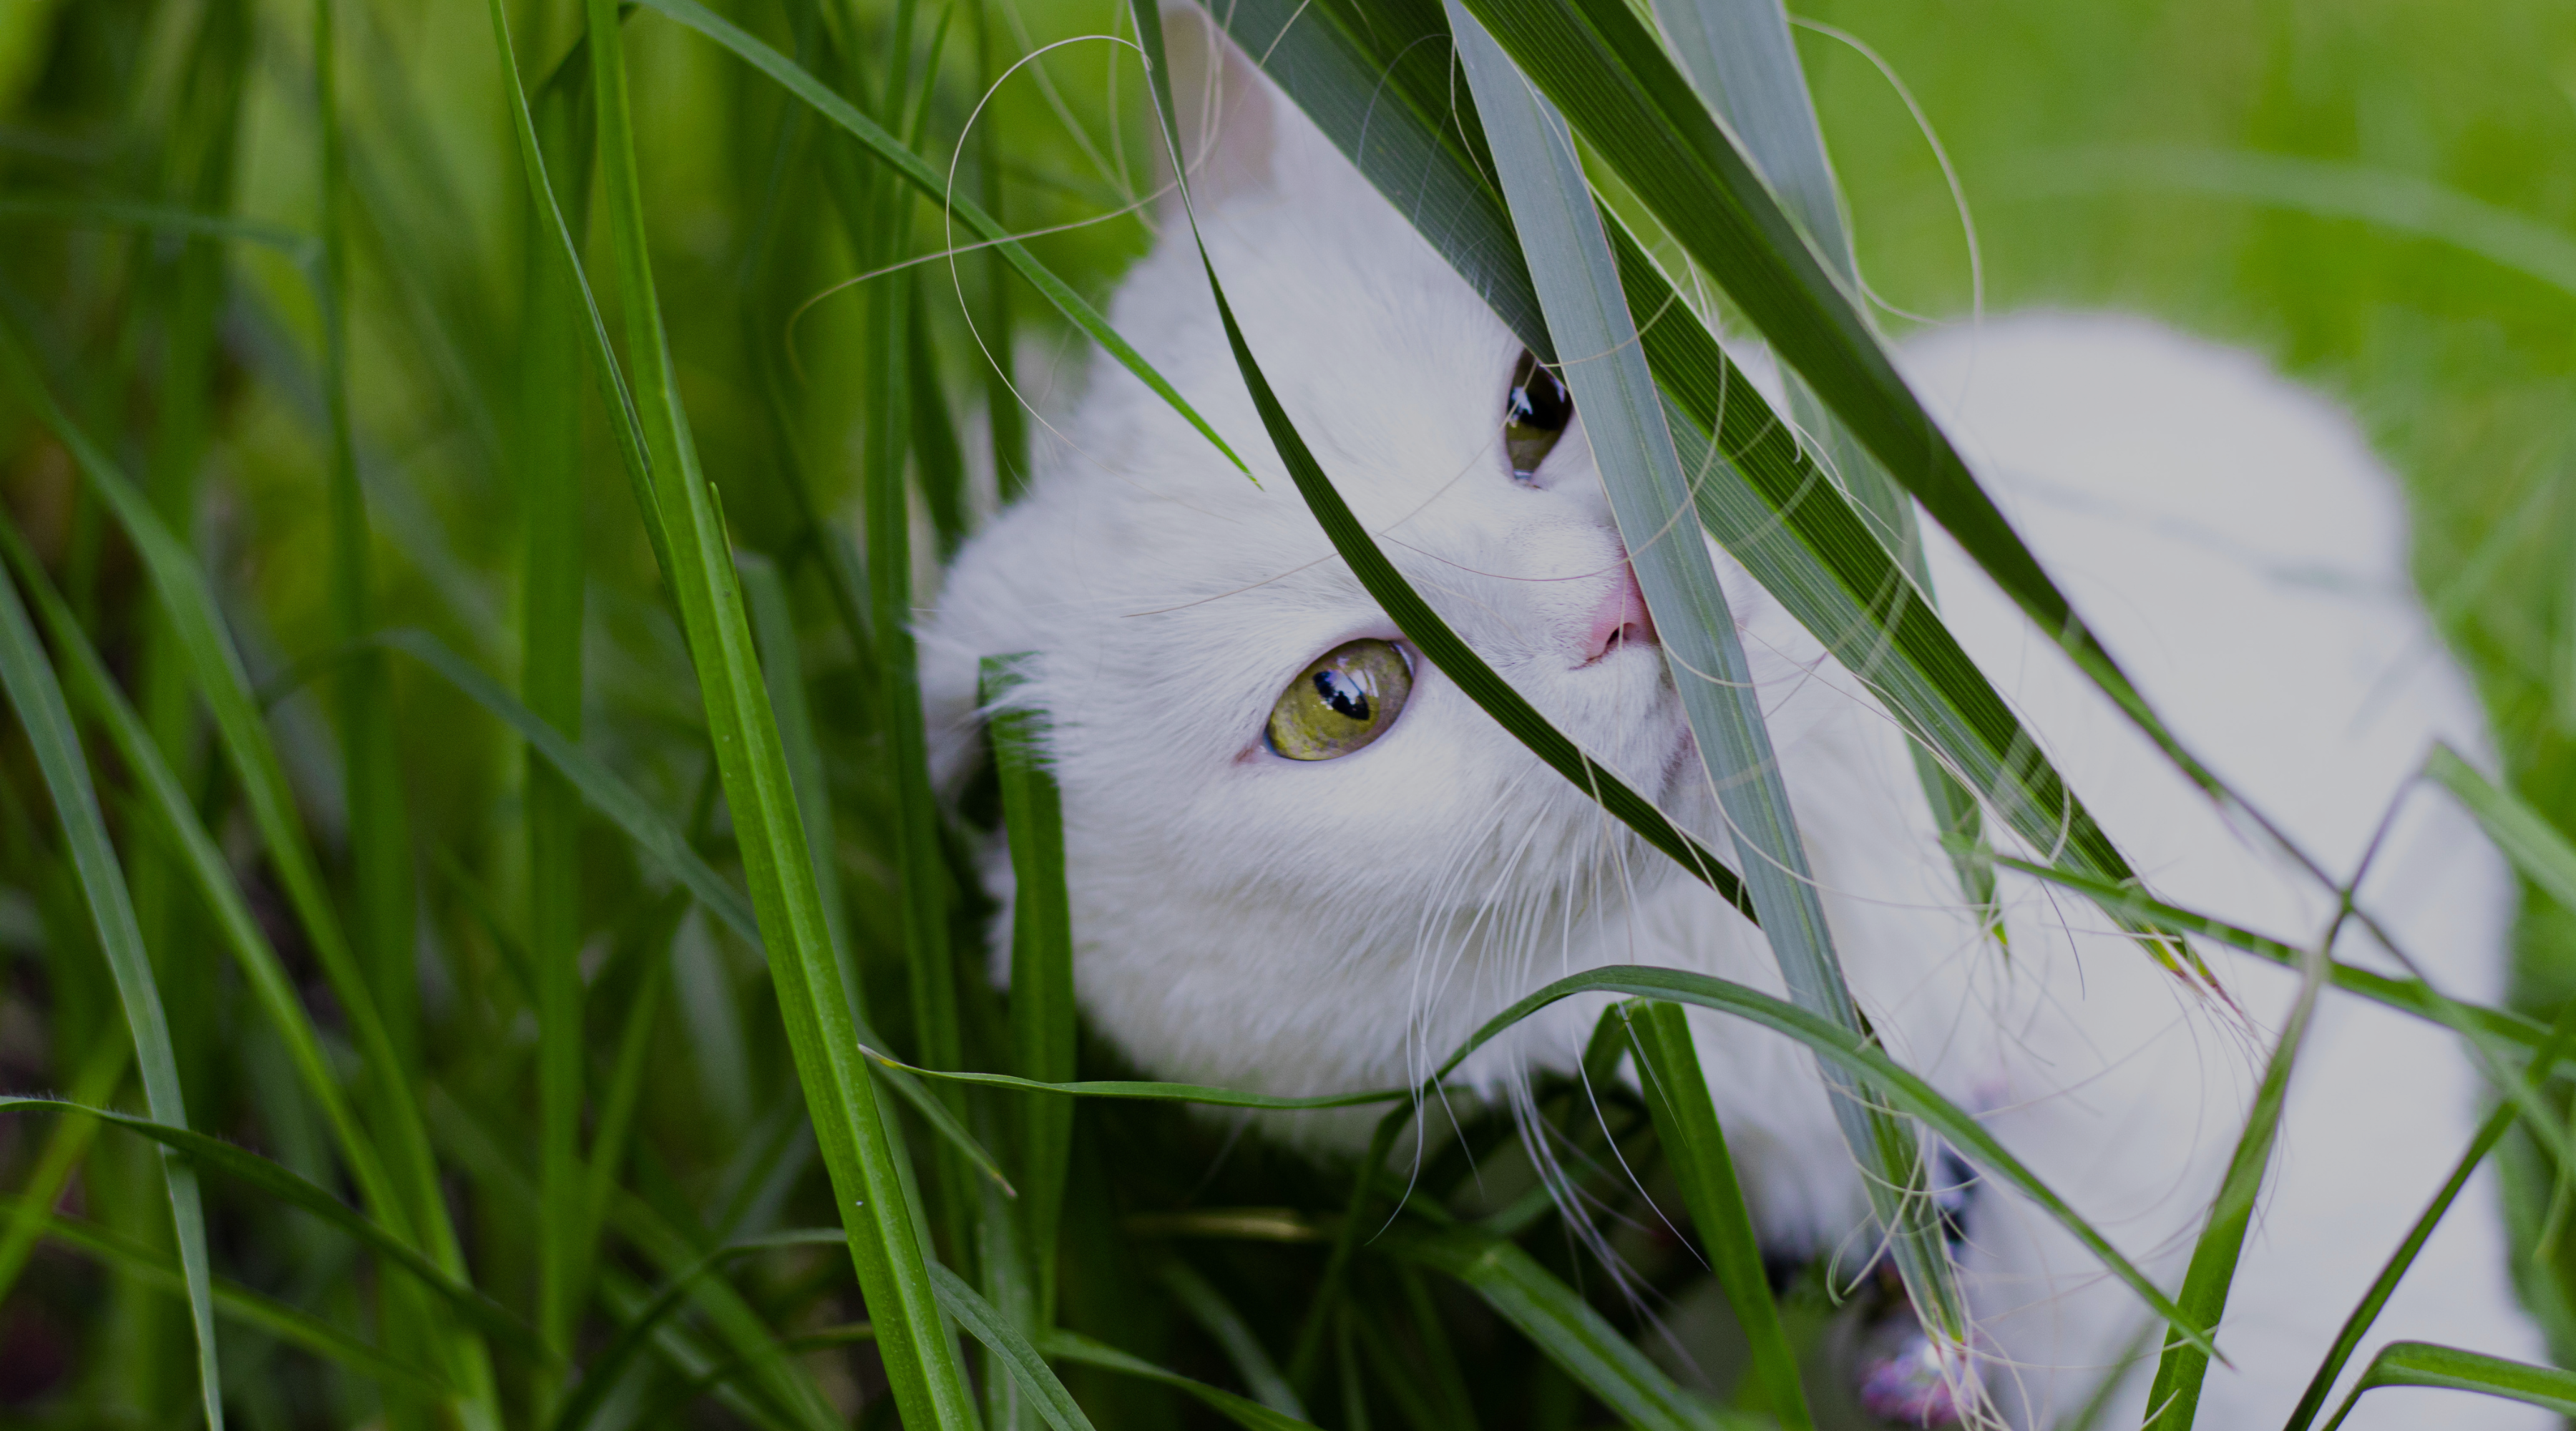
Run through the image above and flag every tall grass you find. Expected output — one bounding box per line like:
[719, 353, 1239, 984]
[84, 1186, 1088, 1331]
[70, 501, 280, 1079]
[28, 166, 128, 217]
[2, 0, 2576, 1427]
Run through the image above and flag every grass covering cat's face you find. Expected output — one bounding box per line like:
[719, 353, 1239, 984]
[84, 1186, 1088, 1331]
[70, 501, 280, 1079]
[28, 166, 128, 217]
[922, 19, 1746, 1118]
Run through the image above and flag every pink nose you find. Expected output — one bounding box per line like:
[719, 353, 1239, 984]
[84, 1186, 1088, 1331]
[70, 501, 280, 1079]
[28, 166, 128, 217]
[1583, 558, 1657, 663]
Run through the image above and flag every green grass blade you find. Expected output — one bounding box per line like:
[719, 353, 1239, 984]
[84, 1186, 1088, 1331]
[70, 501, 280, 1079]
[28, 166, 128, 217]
[625, 0, 1247, 477]
[982, 653, 1076, 1324]
[2318, 1342, 2576, 1430]
[1205, 0, 2182, 978]
[1380, 1224, 1751, 1431]
[0, 515, 404, 1235]
[2284, 1000, 2576, 1431]
[1450, 0, 2207, 795]
[521, 39, 593, 1384]
[0, 1193, 450, 1397]
[0, 1035, 125, 1305]
[0, 1097, 530, 1349]
[1452, 7, 1962, 1341]
[1433, 964, 2213, 1359]
[1042, 1329, 1327, 1431]
[0, 567, 223, 1429]
[857, 1052, 1411, 1110]
[1125, 19, 1753, 913]
[575, 0, 979, 1420]
[741, 557, 855, 1015]
[931, 1263, 1101, 1431]
[1991, 856, 2550, 1051]
[2428, 743, 2576, 910]
[381, 626, 1014, 1193]
[550, 1229, 848, 1431]
[1648, 0, 1996, 923]
[1160, 1261, 1304, 1419]
[0, 316, 465, 1281]
[1620, 1000, 1812, 1430]
[2140, 940, 2328, 1426]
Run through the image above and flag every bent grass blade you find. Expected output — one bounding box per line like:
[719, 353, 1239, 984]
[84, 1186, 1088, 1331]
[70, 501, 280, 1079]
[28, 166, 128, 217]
[0, 557, 224, 1429]
[1452, 4, 1965, 1344]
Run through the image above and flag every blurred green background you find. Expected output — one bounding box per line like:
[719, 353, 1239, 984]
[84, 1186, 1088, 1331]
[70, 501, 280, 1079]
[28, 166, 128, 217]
[3, 0, 2575, 1425]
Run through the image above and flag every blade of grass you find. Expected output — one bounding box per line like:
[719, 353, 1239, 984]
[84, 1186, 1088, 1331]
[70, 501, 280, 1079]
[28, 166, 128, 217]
[0, 1097, 532, 1348]
[0, 570, 222, 1429]
[626, 0, 1246, 477]
[874, 956, 2211, 1358]
[1160, 1260, 1304, 1419]
[0, 1193, 449, 1397]
[572, 0, 980, 1420]
[2283, 999, 2576, 1431]
[522, 25, 595, 1392]
[550, 1229, 849, 1431]
[0, 514, 404, 1249]
[0, 1034, 126, 1305]
[982, 654, 1075, 1325]
[1043, 1329, 1326, 1431]
[931, 1263, 1101, 1431]
[1649, 0, 1997, 924]
[377, 626, 1013, 1193]
[1450, 0, 2215, 801]
[1619, 1000, 1811, 1430]
[1207, 0, 2160, 977]
[1380, 1224, 1752, 1431]
[0, 315, 472, 1332]
[2140, 934, 2329, 1426]
[2318, 1342, 2576, 1430]
[1451, 6, 1962, 1342]
[2428, 743, 2576, 911]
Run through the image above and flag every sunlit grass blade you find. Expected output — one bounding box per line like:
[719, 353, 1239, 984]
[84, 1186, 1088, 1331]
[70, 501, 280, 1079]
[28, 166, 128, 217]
[742, 556, 855, 1010]
[1619, 1000, 1812, 1430]
[1381, 1225, 1752, 1431]
[1453, 6, 1962, 1344]
[626, 0, 1247, 477]
[572, 0, 978, 1418]
[0, 1193, 449, 1397]
[1042, 1329, 1326, 1431]
[2140, 939, 2327, 1425]
[2283, 1001, 2576, 1431]
[857, 1053, 1410, 1110]
[2318, 1342, 2576, 1430]
[983, 653, 1076, 1323]
[0, 1097, 532, 1348]
[0, 560, 223, 1428]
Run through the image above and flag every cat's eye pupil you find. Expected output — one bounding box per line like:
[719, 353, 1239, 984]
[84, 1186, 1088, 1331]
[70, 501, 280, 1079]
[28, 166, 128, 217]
[1267, 639, 1413, 761]
[1504, 349, 1571, 479]
[1314, 669, 1371, 722]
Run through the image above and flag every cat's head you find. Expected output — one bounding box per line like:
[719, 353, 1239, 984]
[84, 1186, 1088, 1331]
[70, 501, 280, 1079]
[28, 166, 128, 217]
[923, 11, 1751, 1094]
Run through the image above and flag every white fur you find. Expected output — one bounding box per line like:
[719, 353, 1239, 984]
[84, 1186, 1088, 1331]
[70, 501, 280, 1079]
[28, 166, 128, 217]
[921, 25, 2547, 1428]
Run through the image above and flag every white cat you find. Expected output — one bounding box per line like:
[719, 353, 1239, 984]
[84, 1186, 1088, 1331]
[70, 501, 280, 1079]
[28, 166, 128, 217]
[922, 20, 2550, 1428]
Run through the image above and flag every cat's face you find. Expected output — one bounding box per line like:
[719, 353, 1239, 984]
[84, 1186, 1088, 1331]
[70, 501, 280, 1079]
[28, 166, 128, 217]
[923, 19, 1738, 1090]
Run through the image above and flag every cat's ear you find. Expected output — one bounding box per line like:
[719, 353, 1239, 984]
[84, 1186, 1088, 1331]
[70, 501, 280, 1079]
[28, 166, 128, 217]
[1156, 3, 1289, 212]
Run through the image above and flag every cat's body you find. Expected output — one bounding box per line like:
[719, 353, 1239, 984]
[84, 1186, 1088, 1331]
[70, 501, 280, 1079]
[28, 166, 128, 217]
[923, 24, 2548, 1427]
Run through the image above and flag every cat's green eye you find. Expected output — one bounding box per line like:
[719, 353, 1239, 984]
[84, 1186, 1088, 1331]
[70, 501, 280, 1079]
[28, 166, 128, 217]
[1267, 639, 1413, 761]
[1504, 349, 1573, 479]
